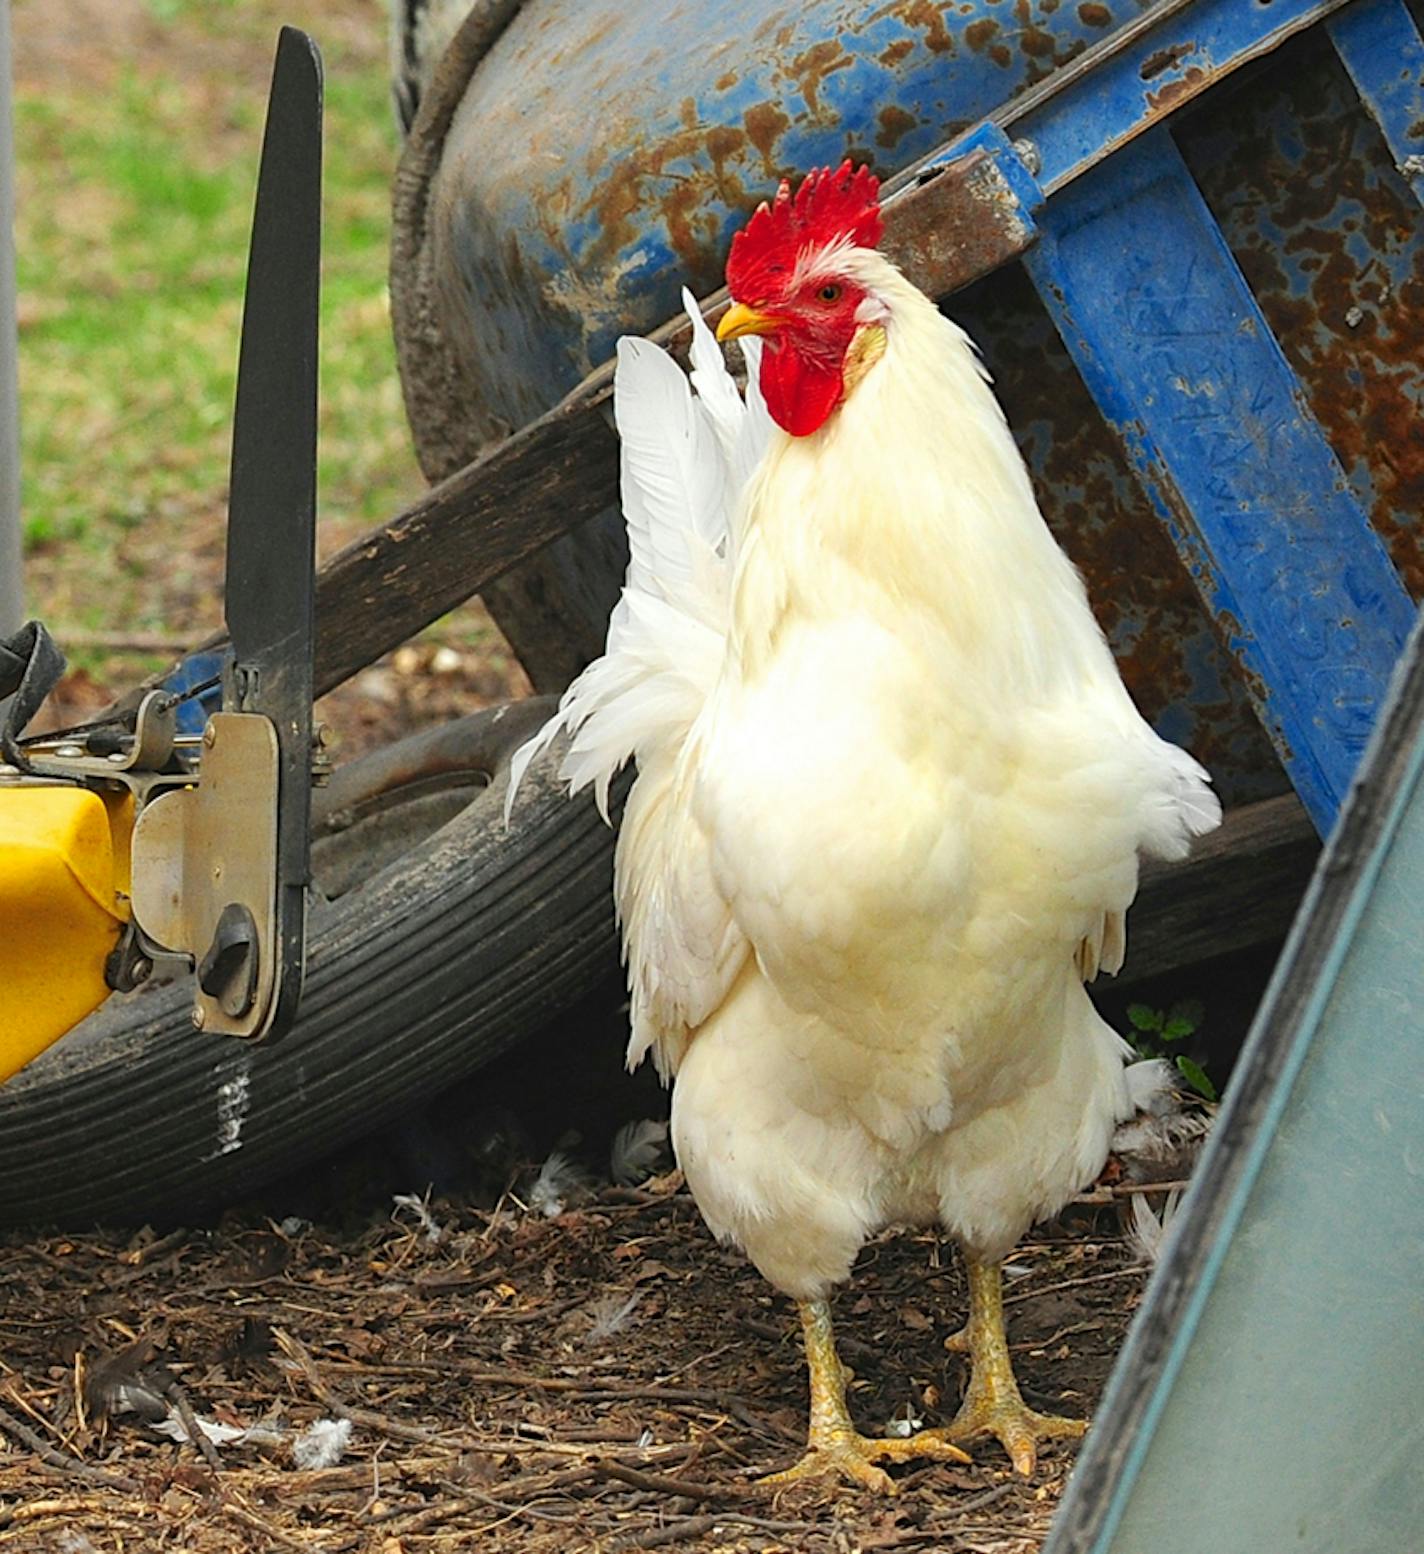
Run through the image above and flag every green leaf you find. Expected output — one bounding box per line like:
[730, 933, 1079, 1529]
[1169, 998, 1205, 1027]
[1176, 1055, 1217, 1102]
[1126, 1004, 1162, 1033]
[1161, 1017, 1196, 1041]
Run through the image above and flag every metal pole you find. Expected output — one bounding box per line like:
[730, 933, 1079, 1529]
[0, 0, 22, 634]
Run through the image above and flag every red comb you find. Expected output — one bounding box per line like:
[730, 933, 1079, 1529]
[726, 161, 883, 299]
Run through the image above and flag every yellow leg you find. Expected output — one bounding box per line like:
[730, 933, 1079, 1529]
[758, 1298, 972, 1495]
[930, 1257, 1087, 1476]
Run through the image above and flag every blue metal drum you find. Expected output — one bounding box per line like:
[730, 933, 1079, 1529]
[431, 0, 1153, 427]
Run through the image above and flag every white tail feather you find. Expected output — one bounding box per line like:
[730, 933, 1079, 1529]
[504, 296, 772, 827]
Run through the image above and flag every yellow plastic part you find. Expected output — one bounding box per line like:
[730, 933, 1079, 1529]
[0, 784, 132, 1083]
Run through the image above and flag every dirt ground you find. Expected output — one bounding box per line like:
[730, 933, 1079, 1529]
[0, 1178, 1150, 1553]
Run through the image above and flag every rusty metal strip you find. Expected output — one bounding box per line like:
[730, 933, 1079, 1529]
[892, 0, 1355, 202]
[1013, 0, 1356, 193]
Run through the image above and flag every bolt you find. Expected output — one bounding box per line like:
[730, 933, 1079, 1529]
[203, 724, 217, 748]
[131, 956, 152, 984]
[191, 1006, 207, 1030]
[54, 743, 83, 758]
[107, 751, 127, 764]
[1011, 138, 1042, 177]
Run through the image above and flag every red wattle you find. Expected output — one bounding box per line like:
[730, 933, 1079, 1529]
[760, 343, 844, 437]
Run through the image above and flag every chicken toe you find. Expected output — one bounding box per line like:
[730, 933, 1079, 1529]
[759, 1298, 972, 1495]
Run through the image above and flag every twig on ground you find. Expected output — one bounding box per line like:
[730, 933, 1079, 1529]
[589, 1457, 722, 1503]
[0, 1401, 141, 1493]
[161, 1375, 223, 1473]
[222, 1493, 334, 1552]
[1001, 1264, 1147, 1308]
[610, 1510, 823, 1552]
[930, 1482, 1018, 1520]
[1071, 1179, 1190, 1205]
[0, 1496, 155, 1533]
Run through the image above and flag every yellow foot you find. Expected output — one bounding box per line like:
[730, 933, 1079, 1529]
[930, 1393, 1086, 1477]
[939, 1256, 1089, 1476]
[758, 1426, 972, 1495]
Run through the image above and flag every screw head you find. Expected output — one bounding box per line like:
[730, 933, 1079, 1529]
[54, 743, 84, 758]
[190, 1005, 206, 1030]
[131, 956, 152, 984]
[202, 724, 217, 748]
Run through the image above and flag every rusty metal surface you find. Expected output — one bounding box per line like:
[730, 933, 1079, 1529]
[1176, 22, 1424, 601]
[881, 146, 1040, 295]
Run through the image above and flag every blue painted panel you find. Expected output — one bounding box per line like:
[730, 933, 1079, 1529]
[1021, 128, 1418, 832]
[1327, 0, 1424, 207]
[1013, 0, 1348, 193]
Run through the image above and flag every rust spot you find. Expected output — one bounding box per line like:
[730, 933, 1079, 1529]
[1145, 65, 1208, 114]
[965, 17, 1000, 52]
[714, 70, 739, 92]
[876, 104, 920, 150]
[573, 113, 760, 293]
[788, 38, 854, 117]
[1016, 0, 1063, 66]
[990, 43, 1012, 67]
[1141, 42, 1196, 80]
[879, 38, 915, 68]
[895, 0, 957, 55]
[743, 102, 791, 175]
[1409, 117, 1424, 138]
[1078, 2, 1112, 25]
[678, 97, 697, 131]
[705, 123, 747, 182]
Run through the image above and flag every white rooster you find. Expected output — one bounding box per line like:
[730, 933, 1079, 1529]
[508, 162, 1220, 1491]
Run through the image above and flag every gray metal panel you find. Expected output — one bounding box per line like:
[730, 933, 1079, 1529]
[1045, 605, 1424, 1554]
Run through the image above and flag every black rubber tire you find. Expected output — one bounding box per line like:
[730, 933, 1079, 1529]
[0, 700, 621, 1229]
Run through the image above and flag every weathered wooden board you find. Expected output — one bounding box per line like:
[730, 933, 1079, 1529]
[1119, 792, 1318, 985]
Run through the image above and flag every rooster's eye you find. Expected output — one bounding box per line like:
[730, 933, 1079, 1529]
[816, 284, 842, 304]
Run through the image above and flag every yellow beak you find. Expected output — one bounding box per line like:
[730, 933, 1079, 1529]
[716, 302, 779, 342]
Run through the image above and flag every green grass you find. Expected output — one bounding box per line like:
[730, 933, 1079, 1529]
[14, 0, 418, 637]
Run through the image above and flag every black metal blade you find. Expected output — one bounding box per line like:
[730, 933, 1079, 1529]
[225, 26, 321, 669]
[222, 26, 322, 1038]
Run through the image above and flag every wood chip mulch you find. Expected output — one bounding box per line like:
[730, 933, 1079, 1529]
[0, 1178, 1148, 1553]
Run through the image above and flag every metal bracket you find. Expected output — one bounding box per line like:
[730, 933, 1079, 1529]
[129, 711, 282, 1038]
